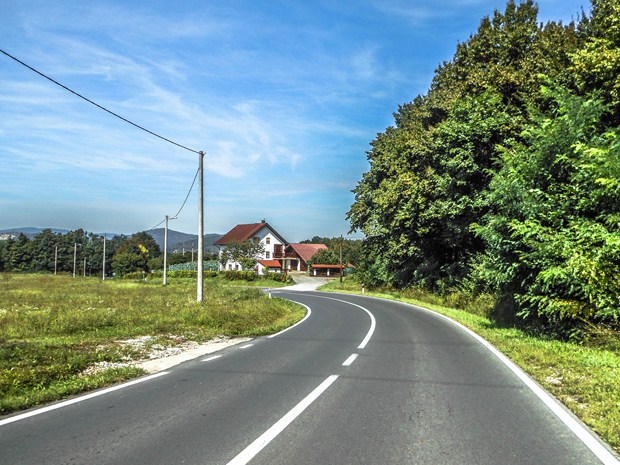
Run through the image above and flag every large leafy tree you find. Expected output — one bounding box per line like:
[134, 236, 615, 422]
[4, 234, 32, 272]
[348, 0, 578, 291]
[307, 248, 340, 267]
[571, 0, 620, 124]
[112, 231, 161, 276]
[219, 239, 265, 270]
[474, 84, 620, 329]
[300, 236, 363, 266]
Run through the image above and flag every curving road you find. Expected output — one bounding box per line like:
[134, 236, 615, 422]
[1, 291, 617, 464]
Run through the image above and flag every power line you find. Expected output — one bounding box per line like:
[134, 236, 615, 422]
[148, 218, 166, 231]
[171, 168, 199, 219]
[147, 167, 199, 231]
[0, 48, 201, 155]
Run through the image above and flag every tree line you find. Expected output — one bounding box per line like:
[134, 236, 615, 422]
[300, 236, 363, 266]
[348, 0, 620, 335]
[0, 229, 215, 277]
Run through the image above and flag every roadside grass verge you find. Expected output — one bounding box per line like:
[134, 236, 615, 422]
[142, 270, 294, 288]
[322, 279, 620, 454]
[0, 274, 303, 415]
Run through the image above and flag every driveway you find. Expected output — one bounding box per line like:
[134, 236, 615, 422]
[282, 273, 332, 291]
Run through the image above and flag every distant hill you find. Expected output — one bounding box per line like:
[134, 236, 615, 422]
[0, 227, 70, 239]
[0, 227, 120, 240]
[146, 229, 221, 253]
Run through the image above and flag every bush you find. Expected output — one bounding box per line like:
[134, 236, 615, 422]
[223, 271, 256, 281]
[266, 273, 293, 284]
[168, 270, 196, 279]
[123, 271, 147, 280]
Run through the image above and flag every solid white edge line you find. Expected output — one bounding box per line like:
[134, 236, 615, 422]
[342, 354, 358, 366]
[239, 344, 253, 349]
[0, 371, 169, 427]
[424, 309, 620, 465]
[226, 375, 339, 465]
[202, 355, 222, 362]
[267, 301, 312, 338]
[310, 295, 376, 349]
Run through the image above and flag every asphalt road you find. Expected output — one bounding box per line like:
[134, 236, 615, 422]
[1, 291, 617, 465]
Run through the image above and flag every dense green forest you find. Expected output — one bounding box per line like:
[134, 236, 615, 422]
[348, 0, 620, 335]
[0, 229, 200, 277]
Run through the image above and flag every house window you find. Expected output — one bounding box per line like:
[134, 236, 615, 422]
[266, 237, 271, 245]
[266, 251, 270, 259]
[252, 236, 260, 243]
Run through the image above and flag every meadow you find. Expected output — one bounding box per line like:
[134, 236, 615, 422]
[323, 279, 620, 455]
[0, 273, 303, 414]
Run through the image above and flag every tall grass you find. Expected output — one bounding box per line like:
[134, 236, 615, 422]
[0, 274, 303, 414]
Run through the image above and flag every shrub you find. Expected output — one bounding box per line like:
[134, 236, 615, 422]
[223, 271, 256, 281]
[168, 270, 196, 279]
[266, 273, 293, 284]
[123, 271, 147, 280]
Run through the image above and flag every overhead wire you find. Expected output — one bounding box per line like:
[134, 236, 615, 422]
[0, 48, 201, 155]
[147, 167, 199, 231]
[1, 48, 204, 234]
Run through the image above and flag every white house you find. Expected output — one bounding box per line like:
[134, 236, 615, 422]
[215, 220, 287, 272]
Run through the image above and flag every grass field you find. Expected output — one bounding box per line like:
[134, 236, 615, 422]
[322, 279, 620, 455]
[0, 273, 304, 414]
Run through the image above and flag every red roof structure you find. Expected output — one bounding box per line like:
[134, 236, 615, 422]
[258, 259, 282, 268]
[215, 221, 286, 246]
[286, 243, 327, 263]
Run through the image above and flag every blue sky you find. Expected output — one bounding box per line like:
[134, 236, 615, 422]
[0, 0, 589, 242]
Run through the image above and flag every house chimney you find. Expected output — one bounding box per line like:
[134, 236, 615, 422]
[261, 218, 266, 223]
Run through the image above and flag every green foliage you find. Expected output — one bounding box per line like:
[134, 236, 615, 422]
[307, 248, 340, 266]
[348, 0, 579, 292]
[111, 231, 161, 276]
[112, 253, 146, 278]
[346, 0, 620, 337]
[0, 229, 124, 277]
[301, 236, 362, 265]
[572, 0, 620, 122]
[219, 239, 264, 271]
[265, 272, 293, 284]
[167, 261, 219, 272]
[223, 270, 257, 281]
[168, 270, 198, 279]
[474, 84, 620, 330]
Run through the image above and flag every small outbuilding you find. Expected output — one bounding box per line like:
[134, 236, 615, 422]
[309, 264, 346, 277]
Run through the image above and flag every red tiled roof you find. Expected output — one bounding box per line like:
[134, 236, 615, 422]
[214, 221, 289, 246]
[215, 223, 264, 245]
[287, 243, 327, 263]
[258, 259, 282, 268]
